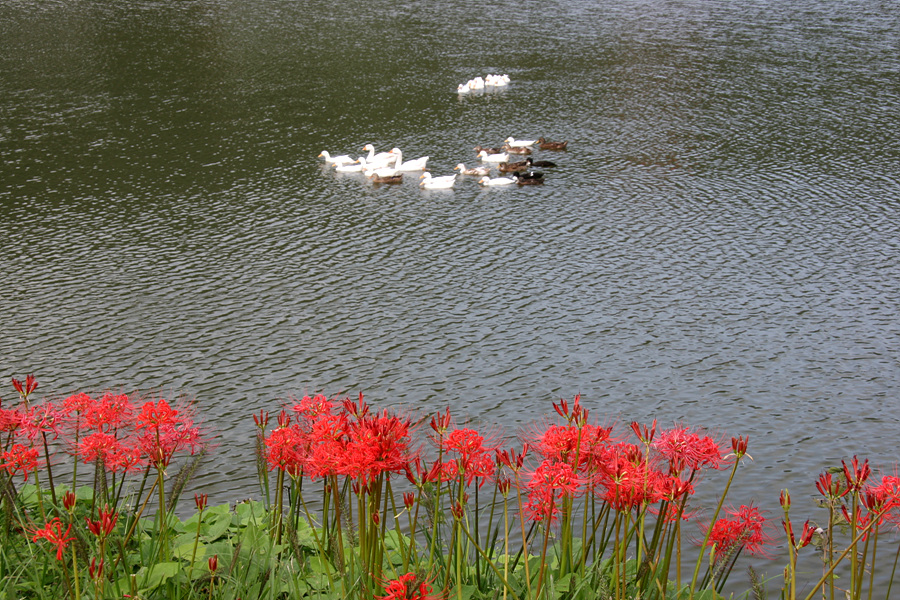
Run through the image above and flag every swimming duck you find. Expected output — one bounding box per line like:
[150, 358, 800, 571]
[514, 171, 545, 184]
[498, 160, 528, 173]
[474, 145, 505, 155]
[334, 157, 368, 172]
[525, 157, 557, 168]
[536, 137, 569, 150]
[504, 136, 537, 147]
[371, 173, 403, 184]
[457, 83, 471, 94]
[478, 176, 517, 186]
[362, 144, 397, 165]
[389, 148, 430, 171]
[319, 151, 357, 166]
[420, 172, 456, 189]
[363, 165, 399, 178]
[455, 163, 491, 176]
[477, 150, 509, 163]
[502, 144, 533, 155]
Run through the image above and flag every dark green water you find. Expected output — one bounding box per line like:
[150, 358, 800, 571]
[2, 0, 900, 582]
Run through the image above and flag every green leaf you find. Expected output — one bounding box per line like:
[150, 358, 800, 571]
[173, 540, 206, 562]
[137, 561, 180, 590]
[204, 512, 233, 542]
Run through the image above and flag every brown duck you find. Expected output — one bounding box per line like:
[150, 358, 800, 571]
[536, 137, 568, 150]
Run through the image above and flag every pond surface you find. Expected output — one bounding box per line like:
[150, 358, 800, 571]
[2, 0, 899, 573]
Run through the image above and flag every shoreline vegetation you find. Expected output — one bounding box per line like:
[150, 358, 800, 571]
[1, 375, 898, 599]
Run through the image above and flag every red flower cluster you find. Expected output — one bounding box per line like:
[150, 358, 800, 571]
[378, 573, 440, 600]
[264, 394, 413, 485]
[703, 504, 771, 559]
[2, 380, 206, 479]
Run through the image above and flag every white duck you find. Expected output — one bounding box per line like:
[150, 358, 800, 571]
[420, 173, 457, 189]
[455, 163, 491, 176]
[335, 157, 368, 172]
[362, 144, 396, 165]
[478, 150, 509, 163]
[478, 176, 516, 186]
[363, 165, 399, 178]
[389, 148, 429, 171]
[504, 136, 537, 147]
[319, 151, 357, 166]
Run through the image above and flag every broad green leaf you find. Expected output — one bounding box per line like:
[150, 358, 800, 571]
[137, 561, 180, 590]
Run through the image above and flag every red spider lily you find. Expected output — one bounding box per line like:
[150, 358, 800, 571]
[195, 493, 208, 511]
[63, 491, 76, 512]
[303, 411, 350, 480]
[440, 428, 496, 486]
[631, 419, 657, 445]
[403, 492, 415, 509]
[291, 393, 333, 418]
[496, 444, 529, 473]
[89, 557, 104, 580]
[86, 505, 119, 539]
[1, 443, 40, 482]
[31, 518, 74, 560]
[339, 410, 412, 484]
[524, 459, 581, 522]
[816, 471, 850, 501]
[841, 506, 882, 541]
[379, 572, 440, 600]
[450, 501, 465, 520]
[730, 436, 750, 459]
[866, 475, 900, 527]
[81, 392, 134, 433]
[780, 488, 791, 509]
[653, 427, 724, 474]
[498, 477, 511, 496]
[342, 392, 369, 419]
[534, 423, 612, 472]
[77, 431, 146, 473]
[11, 374, 38, 397]
[135, 401, 204, 468]
[61, 392, 94, 415]
[0, 405, 22, 433]
[208, 554, 218, 573]
[783, 519, 816, 549]
[702, 504, 771, 560]
[265, 425, 306, 475]
[18, 403, 61, 442]
[253, 409, 270, 429]
[842, 455, 871, 492]
[136, 398, 179, 430]
[599, 457, 667, 512]
[429, 408, 451, 435]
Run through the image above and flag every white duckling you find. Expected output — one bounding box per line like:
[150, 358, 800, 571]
[420, 172, 457, 189]
[319, 151, 357, 166]
[457, 83, 471, 94]
[455, 163, 491, 176]
[478, 150, 509, 163]
[390, 148, 429, 171]
[469, 76, 485, 90]
[478, 176, 516, 186]
[504, 136, 536, 147]
[362, 144, 396, 165]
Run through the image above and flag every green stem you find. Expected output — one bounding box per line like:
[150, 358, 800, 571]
[689, 456, 741, 598]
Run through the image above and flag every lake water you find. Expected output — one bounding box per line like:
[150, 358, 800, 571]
[2, 0, 899, 584]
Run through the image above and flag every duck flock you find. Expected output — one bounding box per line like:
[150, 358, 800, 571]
[319, 137, 569, 190]
[318, 74, 568, 190]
